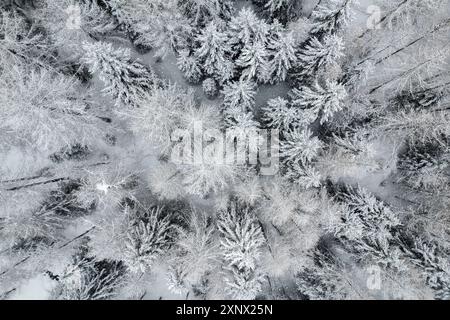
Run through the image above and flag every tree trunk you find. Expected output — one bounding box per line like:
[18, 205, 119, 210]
[376, 19, 450, 66]
[6, 177, 69, 191]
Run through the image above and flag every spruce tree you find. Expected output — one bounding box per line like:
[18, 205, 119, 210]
[82, 41, 155, 107]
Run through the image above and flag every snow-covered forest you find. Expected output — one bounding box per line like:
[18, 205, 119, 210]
[0, 0, 449, 300]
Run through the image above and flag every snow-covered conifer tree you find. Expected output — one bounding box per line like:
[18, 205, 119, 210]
[329, 185, 404, 269]
[178, 0, 234, 26]
[177, 49, 203, 84]
[310, 0, 356, 36]
[202, 78, 218, 98]
[133, 1, 193, 59]
[397, 139, 449, 191]
[169, 210, 218, 288]
[222, 79, 257, 112]
[147, 162, 185, 201]
[224, 110, 259, 139]
[0, 10, 46, 66]
[106, 0, 157, 32]
[124, 206, 174, 273]
[253, 0, 302, 25]
[293, 34, 344, 81]
[194, 21, 230, 77]
[228, 7, 270, 50]
[54, 243, 126, 300]
[106, 0, 189, 55]
[262, 177, 300, 225]
[383, 0, 447, 30]
[38, 0, 116, 57]
[225, 266, 265, 300]
[285, 162, 322, 189]
[263, 97, 301, 130]
[127, 84, 196, 150]
[290, 79, 348, 124]
[217, 202, 265, 271]
[268, 30, 297, 83]
[217, 201, 266, 299]
[233, 175, 264, 207]
[404, 238, 450, 300]
[180, 160, 244, 198]
[0, 66, 102, 153]
[82, 41, 156, 107]
[237, 40, 271, 83]
[374, 107, 450, 144]
[296, 246, 347, 300]
[74, 164, 139, 211]
[280, 128, 323, 164]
